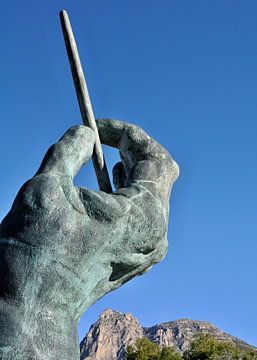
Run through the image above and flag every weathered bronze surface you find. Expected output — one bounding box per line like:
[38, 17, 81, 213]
[0, 119, 178, 359]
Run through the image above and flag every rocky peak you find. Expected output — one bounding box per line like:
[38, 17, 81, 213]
[80, 309, 255, 360]
[80, 309, 143, 360]
[144, 318, 245, 353]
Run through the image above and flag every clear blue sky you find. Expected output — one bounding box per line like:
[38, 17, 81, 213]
[0, 0, 256, 347]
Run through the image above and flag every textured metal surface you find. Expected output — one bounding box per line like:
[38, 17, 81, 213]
[0, 119, 179, 359]
[60, 10, 112, 193]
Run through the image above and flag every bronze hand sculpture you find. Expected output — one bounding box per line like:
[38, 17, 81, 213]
[0, 119, 179, 359]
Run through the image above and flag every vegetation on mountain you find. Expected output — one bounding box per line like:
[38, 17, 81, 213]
[125, 335, 257, 360]
[126, 338, 183, 360]
[184, 334, 257, 360]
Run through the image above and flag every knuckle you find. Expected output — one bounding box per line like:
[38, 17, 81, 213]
[68, 125, 93, 136]
[126, 124, 147, 140]
[166, 157, 179, 182]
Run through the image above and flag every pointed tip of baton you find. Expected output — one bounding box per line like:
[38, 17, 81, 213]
[59, 10, 68, 21]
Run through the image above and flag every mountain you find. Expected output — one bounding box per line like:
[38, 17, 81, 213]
[80, 309, 255, 360]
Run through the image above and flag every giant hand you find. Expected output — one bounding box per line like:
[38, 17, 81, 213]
[0, 119, 179, 360]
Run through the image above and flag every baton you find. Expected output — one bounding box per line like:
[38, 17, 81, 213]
[60, 10, 112, 193]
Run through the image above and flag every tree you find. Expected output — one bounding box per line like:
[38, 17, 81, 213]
[159, 346, 183, 360]
[183, 334, 257, 360]
[126, 338, 160, 360]
[125, 338, 183, 360]
[125, 335, 257, 360]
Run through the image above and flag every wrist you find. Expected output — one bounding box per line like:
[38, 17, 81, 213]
[0, 299, 79, 360]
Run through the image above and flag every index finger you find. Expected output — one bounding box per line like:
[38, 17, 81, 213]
[96, 118, 171, 162]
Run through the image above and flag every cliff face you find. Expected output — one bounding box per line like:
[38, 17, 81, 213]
[80, 309, 254, 360]
[144, 319, 248, 353]
[80, 309, 143, 360]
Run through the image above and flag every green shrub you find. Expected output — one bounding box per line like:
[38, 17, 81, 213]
[184, 334, 257, 360]
[125, 334, 257, 360]
[125, 338, 183, 360]
[159, 346, 183, 360]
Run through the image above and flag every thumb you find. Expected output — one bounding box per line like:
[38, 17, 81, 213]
[36, 125, 95, 178]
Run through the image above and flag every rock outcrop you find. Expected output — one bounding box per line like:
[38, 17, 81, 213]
[80, 309, 144, 360]
[80, 309, 255, 360]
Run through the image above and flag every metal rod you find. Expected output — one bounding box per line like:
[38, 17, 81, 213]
[60, 10, 112, 193]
